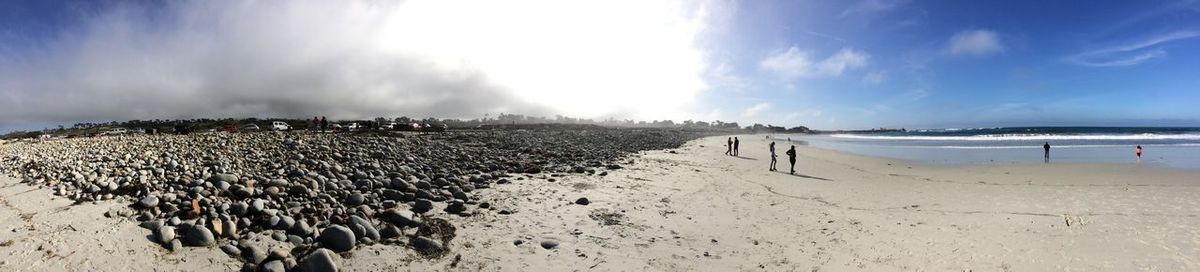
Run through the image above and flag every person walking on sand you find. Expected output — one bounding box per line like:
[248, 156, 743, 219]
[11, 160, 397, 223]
[1136, 145, 1143, 163]
[1043, 142, 1051, 163]
[725, 137, 732, 156]
[786, 145, 797, 174]
[733, 137, 740, 156]
[769, 142, 778, 171]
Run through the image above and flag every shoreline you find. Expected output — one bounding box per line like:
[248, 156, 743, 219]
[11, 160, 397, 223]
[2, 134, 1200, 270]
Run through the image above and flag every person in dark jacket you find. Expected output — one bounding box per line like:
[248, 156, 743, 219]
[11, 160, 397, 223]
[321, 116, 328, 132]
[1043, 142, 1050, 163]
[786, 145, 797, 174]
[733, 137, 740, 156]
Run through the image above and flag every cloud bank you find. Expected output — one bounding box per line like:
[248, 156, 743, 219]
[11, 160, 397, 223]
[0, 0, 718, 127]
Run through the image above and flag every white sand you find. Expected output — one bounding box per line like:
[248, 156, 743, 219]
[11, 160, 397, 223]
[4, 134, 1200, 271]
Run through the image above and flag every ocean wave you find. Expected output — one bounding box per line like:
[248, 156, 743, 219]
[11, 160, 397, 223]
[829, 133, 1200, 141]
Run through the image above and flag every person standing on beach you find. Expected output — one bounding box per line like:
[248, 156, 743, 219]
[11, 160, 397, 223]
[786, 145, 797, 174]
[1136, 145, 1143, 163]
[320, 116, 328, 132]
[725, 137, 732, 156]
[769, 142, 777, 171]
[1043, 142, 1051, 162]
[733, 137, 740, 156]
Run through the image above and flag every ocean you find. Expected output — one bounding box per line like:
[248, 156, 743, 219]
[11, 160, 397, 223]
[783, 127, 1200, 170]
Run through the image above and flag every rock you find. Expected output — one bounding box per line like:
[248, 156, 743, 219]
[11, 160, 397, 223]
[410, 236, 443, 254]
[228, 202, 248, 216]
[298, 248, 338, 272]
[276, 215, 296, 230]
[413, 199, 433, 214]
[318, 225, 356, 252]
[241, 244, 268, 264]
[348, 215, 380, 241]
[291, 220, 313, 236]
[219, 244, 241, 257]
[167, 239, 183, 252]
[540, 239, 559, 249]
[379, 224, 402, 239]
[156, 226, 176, 244]
[381, 209, 421, 228]
[182, 224, 216, 247]
[249, 199, 266, 214]
[138, 195, 159, 208]
[575, 197, 590, 205]
[269, 247, 291, 260]
[261, 260, 286, 272]
[345, 192, 365, 206]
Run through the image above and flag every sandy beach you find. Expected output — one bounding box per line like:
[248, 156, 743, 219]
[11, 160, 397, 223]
[3, 134, 1200, 271]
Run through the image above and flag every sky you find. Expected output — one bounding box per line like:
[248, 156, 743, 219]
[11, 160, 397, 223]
[2, 0, 1200, 132]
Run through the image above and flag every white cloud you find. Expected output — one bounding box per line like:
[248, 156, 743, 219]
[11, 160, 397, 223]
[862, 70, 885, 85]
[945, 29, 1004, 56]
[759, 47, 869, 80]
[741, 103, 771, 118]
[0, 0, 721, 125]
[1065, 30, 1200, 67]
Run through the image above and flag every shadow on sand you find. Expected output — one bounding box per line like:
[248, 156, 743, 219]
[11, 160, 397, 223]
[731, 156, 758, 161]
[772, 171, 834, 181]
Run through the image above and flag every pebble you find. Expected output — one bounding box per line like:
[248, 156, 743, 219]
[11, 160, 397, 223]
[182, 224, 216, 247]
[261, 260, 286, 272]
[540, 239, 560, 249]
[575, 197, 590, 205]
[318, 225, 356, 252]
[219, 244, 241, 257]
[298, 248, 338, 272]
[241, 244, 268, 264]
[138, 195, 160, 208]
[411, 236, 443, 254]
[156, 226, 175, 244]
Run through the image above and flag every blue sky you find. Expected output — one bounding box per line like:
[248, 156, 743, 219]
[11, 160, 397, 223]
[698, 0, 1200, 129]
[1, 0, 1199, 132]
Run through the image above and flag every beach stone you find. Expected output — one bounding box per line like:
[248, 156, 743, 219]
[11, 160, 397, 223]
[167, 239, 183, 252]
[575, 197, 590, 205]
[318, 225, 356, 252]
[156, 226, 176, 244]
[138, 195, 159, 208]
[381, 208, 421, 228]
[249, 199, 266, 214]
[219, 244, 241, 257]
[291, 220, 313, 236]
[379, 224, 402, 239]
[346, 192, 365, 206]
[183, 224, 216, 247]
[413, 199, 433, 214]
[540, 240, 559, 249]
[348, 215, 380, 241]
[228, 202, 248, 216]
[241, 244, 268, 264]
[261, 260, 285, 272]
[410, 236, 443, 254]
[298, 248, 338, 272]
